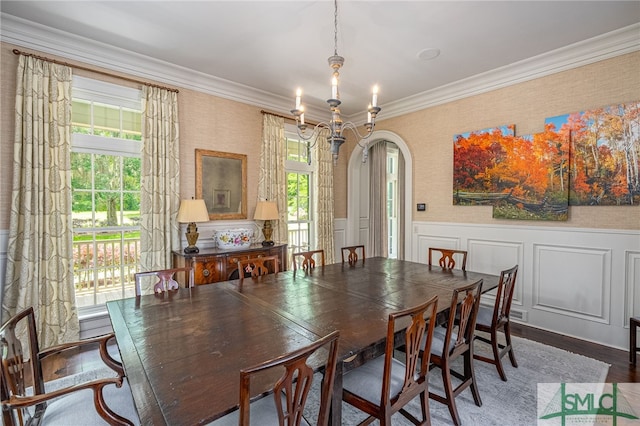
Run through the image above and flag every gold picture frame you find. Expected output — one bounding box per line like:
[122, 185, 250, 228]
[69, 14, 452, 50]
[195, 149, 247, 220]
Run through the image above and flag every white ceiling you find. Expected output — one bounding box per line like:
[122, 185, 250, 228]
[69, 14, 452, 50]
[1, 1, 639, 121]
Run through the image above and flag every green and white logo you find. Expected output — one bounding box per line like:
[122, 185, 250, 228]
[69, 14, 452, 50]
[538, 383, 640, 425]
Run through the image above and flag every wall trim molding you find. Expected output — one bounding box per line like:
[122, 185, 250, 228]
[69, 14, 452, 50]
[2, 13, 638, 122]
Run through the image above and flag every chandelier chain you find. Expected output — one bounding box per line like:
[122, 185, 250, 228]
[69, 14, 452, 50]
[334, 0, 339, 56]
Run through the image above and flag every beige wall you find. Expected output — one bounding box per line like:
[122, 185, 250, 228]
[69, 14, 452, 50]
[340, 51, 640, 229]
[1, 43, 639, 231]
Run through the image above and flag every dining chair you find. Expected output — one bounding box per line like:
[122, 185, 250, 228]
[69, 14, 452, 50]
[631, 316, 640, 365]
[474, 265, 519, 381]
[292, 249, 325, 272]
[1, 307, 135, 426]
[341, 245, 365, 266]
[210, 330, 340, 426]
[134, 266, 194, 296]
[428, 248, 467, 271]
[429, 279, 483, 426]
[237, 255, 280, 281]
[341, 295, 439, 426]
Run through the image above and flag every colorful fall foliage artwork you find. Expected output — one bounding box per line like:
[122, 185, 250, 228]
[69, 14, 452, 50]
[453, 101, 639, 221]
[546, 101, 640, 206]
[453, 124, 569, 220]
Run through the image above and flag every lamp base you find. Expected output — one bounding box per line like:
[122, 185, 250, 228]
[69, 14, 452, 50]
[184, 246, 200, 254]
[261, 240, 275, 247]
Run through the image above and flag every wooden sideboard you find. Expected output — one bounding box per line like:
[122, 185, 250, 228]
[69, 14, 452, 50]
[172, 243, 288, 285]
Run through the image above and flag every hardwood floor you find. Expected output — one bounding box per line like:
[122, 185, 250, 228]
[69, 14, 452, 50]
[510, 322, 638, 383]
[43, 323, 638, 384]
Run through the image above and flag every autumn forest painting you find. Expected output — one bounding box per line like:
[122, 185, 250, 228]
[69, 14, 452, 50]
[453, 101, 639, 221]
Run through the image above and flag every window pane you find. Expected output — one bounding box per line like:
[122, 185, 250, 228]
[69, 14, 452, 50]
[72, 192, 94, 228]
[94, 155, 121, 190]
[123, 157, 141, 191]
[123, 193, 141, 226]
[71, 152, 92, 189]
[72, 99, 91, 132]
[95, 192, 122, 227]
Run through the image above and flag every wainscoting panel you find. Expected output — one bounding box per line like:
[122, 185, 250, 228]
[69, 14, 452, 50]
[409, 221, 639, 349]
[625, 250, 640, 328]
[468, 239, 523, 308]
[533, 244, 610, 323]
[414, 233, 462, 265]
[333, 218, 347, 264]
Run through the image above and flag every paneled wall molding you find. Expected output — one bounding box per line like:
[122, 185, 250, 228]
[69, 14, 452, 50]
[411, 221, 640, 350]
[1, 14, 638, 123]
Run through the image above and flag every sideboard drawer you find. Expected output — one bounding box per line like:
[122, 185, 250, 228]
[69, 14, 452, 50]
[194, 256, 223, 285]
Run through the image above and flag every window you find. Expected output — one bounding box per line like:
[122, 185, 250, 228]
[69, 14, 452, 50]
[285, 125, 315, 254]
[71, 77, 142, 313]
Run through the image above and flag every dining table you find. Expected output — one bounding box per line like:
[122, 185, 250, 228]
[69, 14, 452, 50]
[107, 257, 500, 425]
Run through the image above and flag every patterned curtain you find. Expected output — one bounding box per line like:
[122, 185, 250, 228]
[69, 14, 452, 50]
[140, 86, 180, 271]
[2, 55, 78, 347]
[258, 114, 287, 244]
[315, 131, 335, 263]
[368, 141, 388, 257]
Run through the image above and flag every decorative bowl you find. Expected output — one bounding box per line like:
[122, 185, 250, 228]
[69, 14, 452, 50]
[215, 228, 252, 249]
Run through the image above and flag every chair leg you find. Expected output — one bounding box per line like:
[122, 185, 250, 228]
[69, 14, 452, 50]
[441, 362, 461, 426]
[490, 328, 507, 382]
[504, 322, 518, 368]
[631, 318, 638, 366]
[465, 350, 482, 407]
[420, 389, 431, 426]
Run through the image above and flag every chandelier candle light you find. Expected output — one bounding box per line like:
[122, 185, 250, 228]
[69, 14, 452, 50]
[291, 0, 381, 164]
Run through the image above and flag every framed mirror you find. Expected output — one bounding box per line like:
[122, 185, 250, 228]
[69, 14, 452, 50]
[196, 149, 247, 220]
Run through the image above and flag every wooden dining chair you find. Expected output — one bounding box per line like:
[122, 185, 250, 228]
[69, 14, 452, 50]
[210, 330, 340, 426]
[341, 245, 365, 266]
[1, 307, 135, 426]
[428, 247, 467, 271]
[429, 279, 483, 426]
[237, 255, 280, 281]
[474, 265, 519, 381]
[292, 249, 325, 272]
[134, 266, 194, 296]
[342, 295, 439, 426]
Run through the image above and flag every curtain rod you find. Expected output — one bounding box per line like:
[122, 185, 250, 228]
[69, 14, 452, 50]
[12, 48, 179, 93]
[260, 109, 318, 126]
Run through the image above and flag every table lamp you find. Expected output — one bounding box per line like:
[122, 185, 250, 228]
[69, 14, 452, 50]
[254, 201, 279, 246]
[177, 199, 210, 253]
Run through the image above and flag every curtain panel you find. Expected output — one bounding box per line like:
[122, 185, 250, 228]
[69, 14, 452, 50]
[368, 141, 388, 258]
[140, 86, 181, 271]
[2, 55, 79, 346]
[258, 114, 288, 244]
[315, 130, 335, 263]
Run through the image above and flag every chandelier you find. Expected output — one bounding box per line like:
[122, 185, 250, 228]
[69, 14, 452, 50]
[290, 0, 381, 164]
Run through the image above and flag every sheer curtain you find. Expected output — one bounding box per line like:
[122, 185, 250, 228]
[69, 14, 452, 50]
[314, 130, 335, 263]
[259, 113, 287, 244]
[2, 55, 79, 346]
[140, 86, 181, 271]
[368, 141, 388, 258]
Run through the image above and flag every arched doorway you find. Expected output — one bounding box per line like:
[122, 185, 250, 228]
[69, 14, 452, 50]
[347, 130, 413, 260]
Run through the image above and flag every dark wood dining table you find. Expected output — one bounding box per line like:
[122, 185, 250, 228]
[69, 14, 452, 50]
[107, 257, 500, 425]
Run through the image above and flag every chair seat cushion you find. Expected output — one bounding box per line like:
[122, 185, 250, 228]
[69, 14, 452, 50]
[475, 305, 494, 328]
[342, 355, 408, 405]
[429, 325, 457, 356]
[208, 392, 311, 426]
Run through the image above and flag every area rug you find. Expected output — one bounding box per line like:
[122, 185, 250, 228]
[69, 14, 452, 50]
[312, 335, 610, 426]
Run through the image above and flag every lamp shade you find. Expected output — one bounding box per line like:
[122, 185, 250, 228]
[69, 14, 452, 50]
[177, 199, 210, 223]
[254, 201, 279, 220]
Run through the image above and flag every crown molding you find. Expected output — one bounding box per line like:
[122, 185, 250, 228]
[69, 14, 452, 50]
[2, 13, 638, 123]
